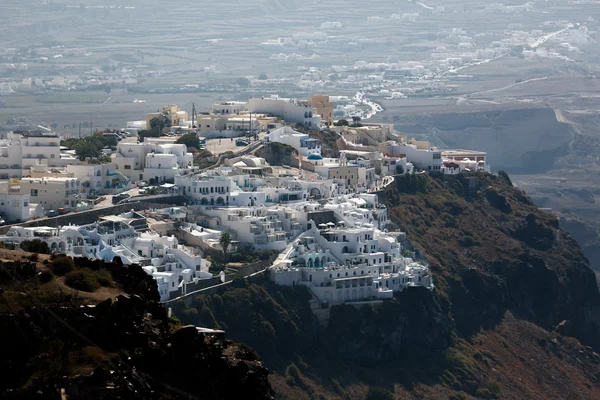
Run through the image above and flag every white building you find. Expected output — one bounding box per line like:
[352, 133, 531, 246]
[0, 180, 31, 222]
[211, 101, 248, 115]
[67, 164, 132, 196]
[305, 153, 377, 193]
[381, 141, 442, 172]
[374, 153, 414, 176]
[441, 150, 489, 174]
[0, 130, 79, 178]
[248, 95, 321, 128]
[18, 177, 83, 211]
[112, 139, 193, 184]
[271, 222, 433, 304]
[267, 126, 321, 157]
[0, 208, 211, 302]
[194, 115, 259, 138]
[198, 206, 296, 251]
[176, 174, 236, 206]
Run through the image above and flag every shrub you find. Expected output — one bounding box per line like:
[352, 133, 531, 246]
[460, 235, 477, 247]
[285, 376, 296, 387]
[94, 270, 114, 287]
[77, 345, 109, 365]
[286, 363, 301, 380]
[38, 270, 54, 283]
[331, 378, 344, 395]
[50, 256, 75, 276]
[366, 386, 395, 400]
[235, 342, 259, 361]
[20, 239, 50, 254]
[485, 382, 501, 395]
[475, 388, 496, 399]
[65, 269, 100, 292]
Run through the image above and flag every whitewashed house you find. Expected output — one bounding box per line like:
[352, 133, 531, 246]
[271, 222, 433, 304]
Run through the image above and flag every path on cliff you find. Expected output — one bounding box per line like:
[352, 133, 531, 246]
[456, 76, 549, 104]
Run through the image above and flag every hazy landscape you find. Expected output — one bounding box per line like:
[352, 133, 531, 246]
[3, 1, 600, 399]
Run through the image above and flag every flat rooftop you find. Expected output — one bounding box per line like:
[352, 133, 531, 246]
[442, 149, 487, 156]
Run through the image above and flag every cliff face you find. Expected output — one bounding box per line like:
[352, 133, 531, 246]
[256, 142, 299, 167]
[393, 107, 573, 173]
[0, 256, 273, 399]
[326, 287, 452, 365]
[385, 172, 600, 349]
[169, 172, 600, 399]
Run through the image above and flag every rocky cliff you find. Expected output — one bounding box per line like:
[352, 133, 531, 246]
[256, 142, 298, 167]
[0, 255, 273, 399]
[386, 173, 600, 347]
[392, 107, 573, 173]
[172, 171, 600, 399]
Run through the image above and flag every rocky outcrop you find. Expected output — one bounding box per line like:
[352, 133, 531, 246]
[386, 172, 600, 350]
[256, 142, 298, 167]
[0, 259, 274, 399]
[326, 287, 452, 364]
[560, 216, 600, 270]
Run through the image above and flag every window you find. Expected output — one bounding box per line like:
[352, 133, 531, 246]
[124, 165, 131, 170]
[23, 201, 28, 207]
[30, 189, 38, 197]
[50, 154, 55, 159]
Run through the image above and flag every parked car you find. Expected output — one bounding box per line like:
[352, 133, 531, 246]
[57, 208, 70, 215]
[236, 139, 249, 146]
[46, 210, 59, 217]
[112, 193, 131, 204]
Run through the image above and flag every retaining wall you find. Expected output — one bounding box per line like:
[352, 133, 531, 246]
[0, 199, 186, 234]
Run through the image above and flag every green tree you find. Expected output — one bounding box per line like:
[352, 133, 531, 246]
[73, 140, 102, 161]
[334, 119, 349, 126]
[219, 232, 232, 260]
[175, 134, 200, 150]
[235, 77, 250, 87]
[20, 239, 51, 254]
[138, 129, 160, 142]
[149, 117, 163, 132]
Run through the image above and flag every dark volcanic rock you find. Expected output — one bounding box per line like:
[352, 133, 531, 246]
[0, 258, 274, 400]
[385, 172, 600, 351]
[326, 287, 452, 365]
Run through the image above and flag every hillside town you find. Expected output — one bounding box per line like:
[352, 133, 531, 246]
[0, 94, 488, 310]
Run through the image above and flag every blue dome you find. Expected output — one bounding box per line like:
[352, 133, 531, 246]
[307, 153, 323, 160]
